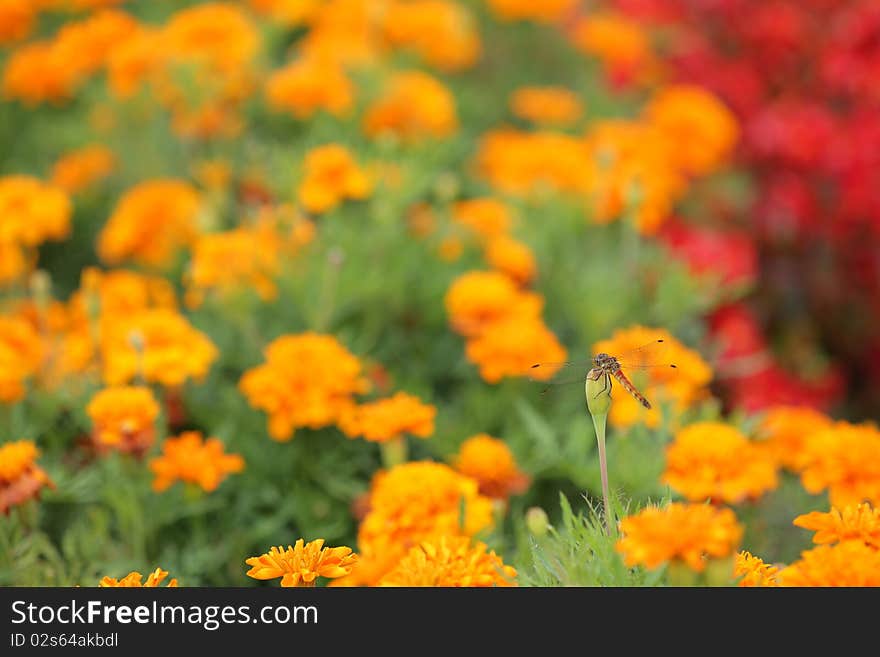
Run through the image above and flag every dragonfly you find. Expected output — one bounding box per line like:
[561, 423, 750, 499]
[529, 339, 677, 409]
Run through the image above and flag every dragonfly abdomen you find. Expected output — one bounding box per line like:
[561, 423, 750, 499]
[609, 367, 652, 409]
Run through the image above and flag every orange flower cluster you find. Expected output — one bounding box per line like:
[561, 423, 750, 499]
[0, 0, 36, 45]
[452, 434, 530, 501]
[97, 179, 201, 269]
[363, 71, 458, 141]
[339, 392, 436, 443]
[797, 421, 880, 509]
[0, 440, 54, 514]
[793, 504, 880, 549]
[509, 86, 583, 127]
[755, 405, 834, 471]
[239, 332, 369, 441]
[382, 0, 481, 73]
[86, 386, 160, 456]
[297, 144, 372, 214]
[264, 57, 355, 120]
[569, 12, 658, 85]
[345, 461, 495, 585]
[0, 176, 72, 286]
[0, 317, 43, 403]
[776, 541, 880, 586]
[379, 536, 517, 587]
[245, 539, 357, 587]
[99, 567, 178, 587]
[149, 431, 244, 493]
[615, 502, 743, 572]
[592, 325, 712, 429]
[485, 0, 577, 23]
[444, 270, 566, 383]
[50, 144, 116, 194]
[662, 421, 779, 504]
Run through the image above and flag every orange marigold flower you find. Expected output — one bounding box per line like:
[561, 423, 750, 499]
[97, 179, 201, 268]
[755, 405, 833, 472]
[793, 504, 880, 549]
[100, 567, 178, 587]
[86, 385, 160, 456]
[0, 241, 28, 286]
[662, 421, 779, 504]
[50, 144, 116, 194]
[161, 2, 259, 74]
[0, 316, 43, 403]
[105, 25, 163, 99]
[465, 316, 567, 384]
[734, 551, 779, 587]
[100, 308, 218, 387]
[485, 0, 577, 23]
[452, 434, 530, 501]
[149, 431, 244, 493]
[615, 502, 743, 572]
[592, 325, 712, 429]
[569, 12, 657, 85]
[383, 0, 481, 73]
[0, 440, 54, 515]
[777, 541, 880, 587]
[264, 57, 355, 120]
[363, 71, 458, 141]
[380, 535, 517, 587]
[299, 0, 384, 68]
[798, 421, 880, 509]
[484, 235, 537, 284]
[239, 332, 368, 441]
[0, 0, 35, 45]
[444, 270, 543, 337]
[644, 85, 739, 177]
[474, 129, 592, 196]
[451, 198, 513, 239]
[245, 539, 357, 587]
[0, 176, 72, 248]
[509, 86, 583, 127]
[297, 144, 372, 214]
[50, 9, 140, 83]
[339, 392, 436, 443]
[357, 461, 495, 582]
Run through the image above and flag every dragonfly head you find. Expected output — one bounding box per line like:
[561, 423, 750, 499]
[593, 352, 612, 367]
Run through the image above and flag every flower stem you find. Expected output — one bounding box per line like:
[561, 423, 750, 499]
[591, 410, 616, 537]
[380, 436, 407, 469]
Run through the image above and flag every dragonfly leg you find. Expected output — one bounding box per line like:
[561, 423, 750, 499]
[593, 372, 612, 399]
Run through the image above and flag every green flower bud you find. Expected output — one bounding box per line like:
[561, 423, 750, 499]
[525, 506, 550, 537]
[586, 367, 612, 417]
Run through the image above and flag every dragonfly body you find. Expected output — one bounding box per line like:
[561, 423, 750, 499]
[592, 352, 652, 409]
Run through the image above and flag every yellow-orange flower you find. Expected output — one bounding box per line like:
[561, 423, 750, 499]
[755, 405, 833, 472]
[97, 179, 201, 268]
[0, 176, 72, 248]
[100, 308, 218, 387]
[0, 0, 35, 45]
[149, 431, 244, 493]
[798, 421, 880, 509]
[793, 504, 880, 549]
[85, 386, 160, 456]
[0, 440, 54, 515]
[297, 144, 372, 214]
[484, 235, 537, 284]
[380, 536, 517, 587]
[0, 316, 43, 403]
[644, 85, 739, 177]
[239, 332, 368, 441]
[662, 421, 779, 504]
[451, 198, 513, 239]
[383, 0, 481, 73]
[245, 539, 357, 587]
[356, 461, 495, 582]
[474, 129, 592, 196]
[2, 41, 80, 104]
[99, 567, 177, 587]
[615, 502, 743, 572]
[339, 392, 436, 443]
[509, 86, 583, 127]
[452, 434, 530, 500]
[734, 551, 779, 587]
[465, 316, 567, 384]
[363, 71, 458, 141]
[298, 0, 384, 68]
[105, 25, 163, 99]
[444, 270, 542, 337]
[485, 0, 576, 23]
[160, 3, 259, 75]
[592, 325, 712, 429]
[50, 144, 115, 194]
[777, 541, 880, 587]
[0, 241, 28, 286]
[569, 12, 657, 84]
[264, 57, 355, 120]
